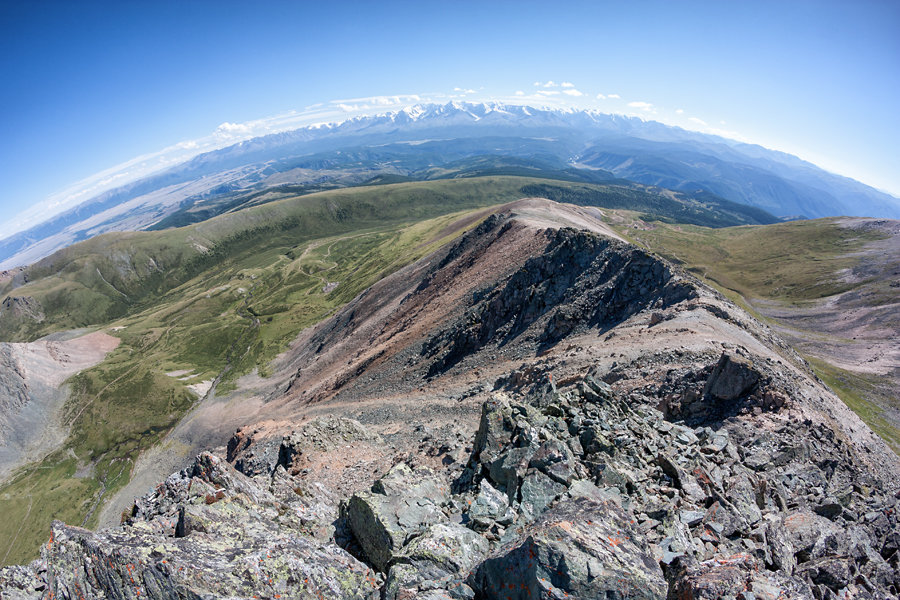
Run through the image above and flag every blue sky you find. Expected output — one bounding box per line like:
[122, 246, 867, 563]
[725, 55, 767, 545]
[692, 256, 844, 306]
[1, 0, 898, 236]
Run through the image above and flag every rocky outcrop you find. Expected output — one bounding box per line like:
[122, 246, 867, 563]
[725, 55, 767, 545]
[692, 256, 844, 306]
[343, 463, 450, 571]
[1, 452, 380, 599]
[2, 205, 898, 599]
[469, 497, 667, 599]
[4, 356, 900, 599]
[423, 228, 696, 374]
[0, 296, 44, 324]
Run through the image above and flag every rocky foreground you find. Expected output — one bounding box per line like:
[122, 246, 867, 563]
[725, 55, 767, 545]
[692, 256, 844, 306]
[2, 350, 899, 599]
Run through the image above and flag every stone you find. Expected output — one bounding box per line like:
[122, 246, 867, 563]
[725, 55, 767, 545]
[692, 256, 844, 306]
[566, 479, 622, 506]
[519, 469, 566, 520]
[702, 500, 748, 538]
[703, 352, 760, 401]
[469, 497, 667, 600]
[796, 557, 852, 591]
[345, 463, 450, 571]
[487, 446, 534, 498]
[384, 523, 489, 600]
[468, 480, 515, 528]
[471, 394, 518, 468]
[658, 453, 707, 502]
[41, 453, 380, 599]
[673, 554, 814, 600]
[0, 564, 44, 600]
[725, 474, 763, 526]
[781, 511, 843, 563]
[680, 509, 706, 527]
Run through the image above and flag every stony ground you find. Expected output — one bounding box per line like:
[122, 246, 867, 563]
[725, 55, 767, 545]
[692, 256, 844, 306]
[5, 199, 898, 599]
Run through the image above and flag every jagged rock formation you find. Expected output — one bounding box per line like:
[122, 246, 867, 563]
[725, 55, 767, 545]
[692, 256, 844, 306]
[4, 362, 898, 599]
[4, 199, 898, 599]
[423, 224, 696, 374]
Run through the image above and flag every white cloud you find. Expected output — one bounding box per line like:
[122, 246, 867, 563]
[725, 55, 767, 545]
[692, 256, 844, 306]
[608, 94, 621, 99]
[563, 89, 584, 97]
[627, 101, 654, 111]
[596, 93, 606, 100]
[675, 108, 684, 115]
[536, 90, 561, 96]
[215, 122, 254, 138]
[330, 94, 421, 106]
[689, 116, 708, 126]
[561, 81, 575, 88]
[534, 80, 558, 88]
[453, 87, 476, 94]
[515, 90, 525, 96]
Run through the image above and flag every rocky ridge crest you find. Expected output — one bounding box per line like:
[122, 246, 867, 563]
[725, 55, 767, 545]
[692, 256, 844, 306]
[2, 200, 898, 599]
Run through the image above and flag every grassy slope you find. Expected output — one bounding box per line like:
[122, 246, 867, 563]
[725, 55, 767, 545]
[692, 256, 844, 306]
[1, 177, 531, 565]
[619, 218, 880, 301]
[615, 216, 899, 454]
[0, 177, 533, 342]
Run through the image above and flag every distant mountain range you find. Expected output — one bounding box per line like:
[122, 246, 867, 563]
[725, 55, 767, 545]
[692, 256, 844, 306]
[2, 101, 898, 269]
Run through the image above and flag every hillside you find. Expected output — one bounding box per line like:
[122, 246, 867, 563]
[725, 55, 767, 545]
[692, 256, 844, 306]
[617, 215, 900, 453]
[0, 175, 775, 566]
[2, 199, 898, 599]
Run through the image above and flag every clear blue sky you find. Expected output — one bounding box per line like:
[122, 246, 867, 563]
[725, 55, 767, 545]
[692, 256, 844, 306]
[1, 0, 898, 233]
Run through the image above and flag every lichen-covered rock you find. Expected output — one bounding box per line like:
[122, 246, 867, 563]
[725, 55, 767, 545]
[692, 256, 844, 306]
[469, 497, 666, 599]
[471, 394, 518, 468]
[42, 452, 380, 599]
[672, 554, 814, 599]
[0, 563, 45, 599]
[467, 479, 515, 528]
[487, 445, 533, 498]
[781, 510, 844, 562]
[345, 463, 450, 571]
[384, 523, 489, 600]
[518, 469, 566, 520]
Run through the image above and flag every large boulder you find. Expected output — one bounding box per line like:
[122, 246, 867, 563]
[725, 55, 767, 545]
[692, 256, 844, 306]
[384, 523, 488, 600]
[345, 463, 450, 571]
[703, 352, 760, 401]
[469, 497, 666, 599]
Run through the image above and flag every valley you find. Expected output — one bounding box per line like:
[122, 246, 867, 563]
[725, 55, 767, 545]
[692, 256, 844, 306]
[4, 4, 899, 597]
[0, 179, 519, 565]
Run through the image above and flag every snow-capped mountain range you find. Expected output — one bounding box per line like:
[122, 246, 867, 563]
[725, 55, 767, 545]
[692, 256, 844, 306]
[2, 101, 898, 269]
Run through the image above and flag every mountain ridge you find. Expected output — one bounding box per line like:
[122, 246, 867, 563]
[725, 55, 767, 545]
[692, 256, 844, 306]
[2, 101, 898, 270]
[3, 198, 898, 598]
